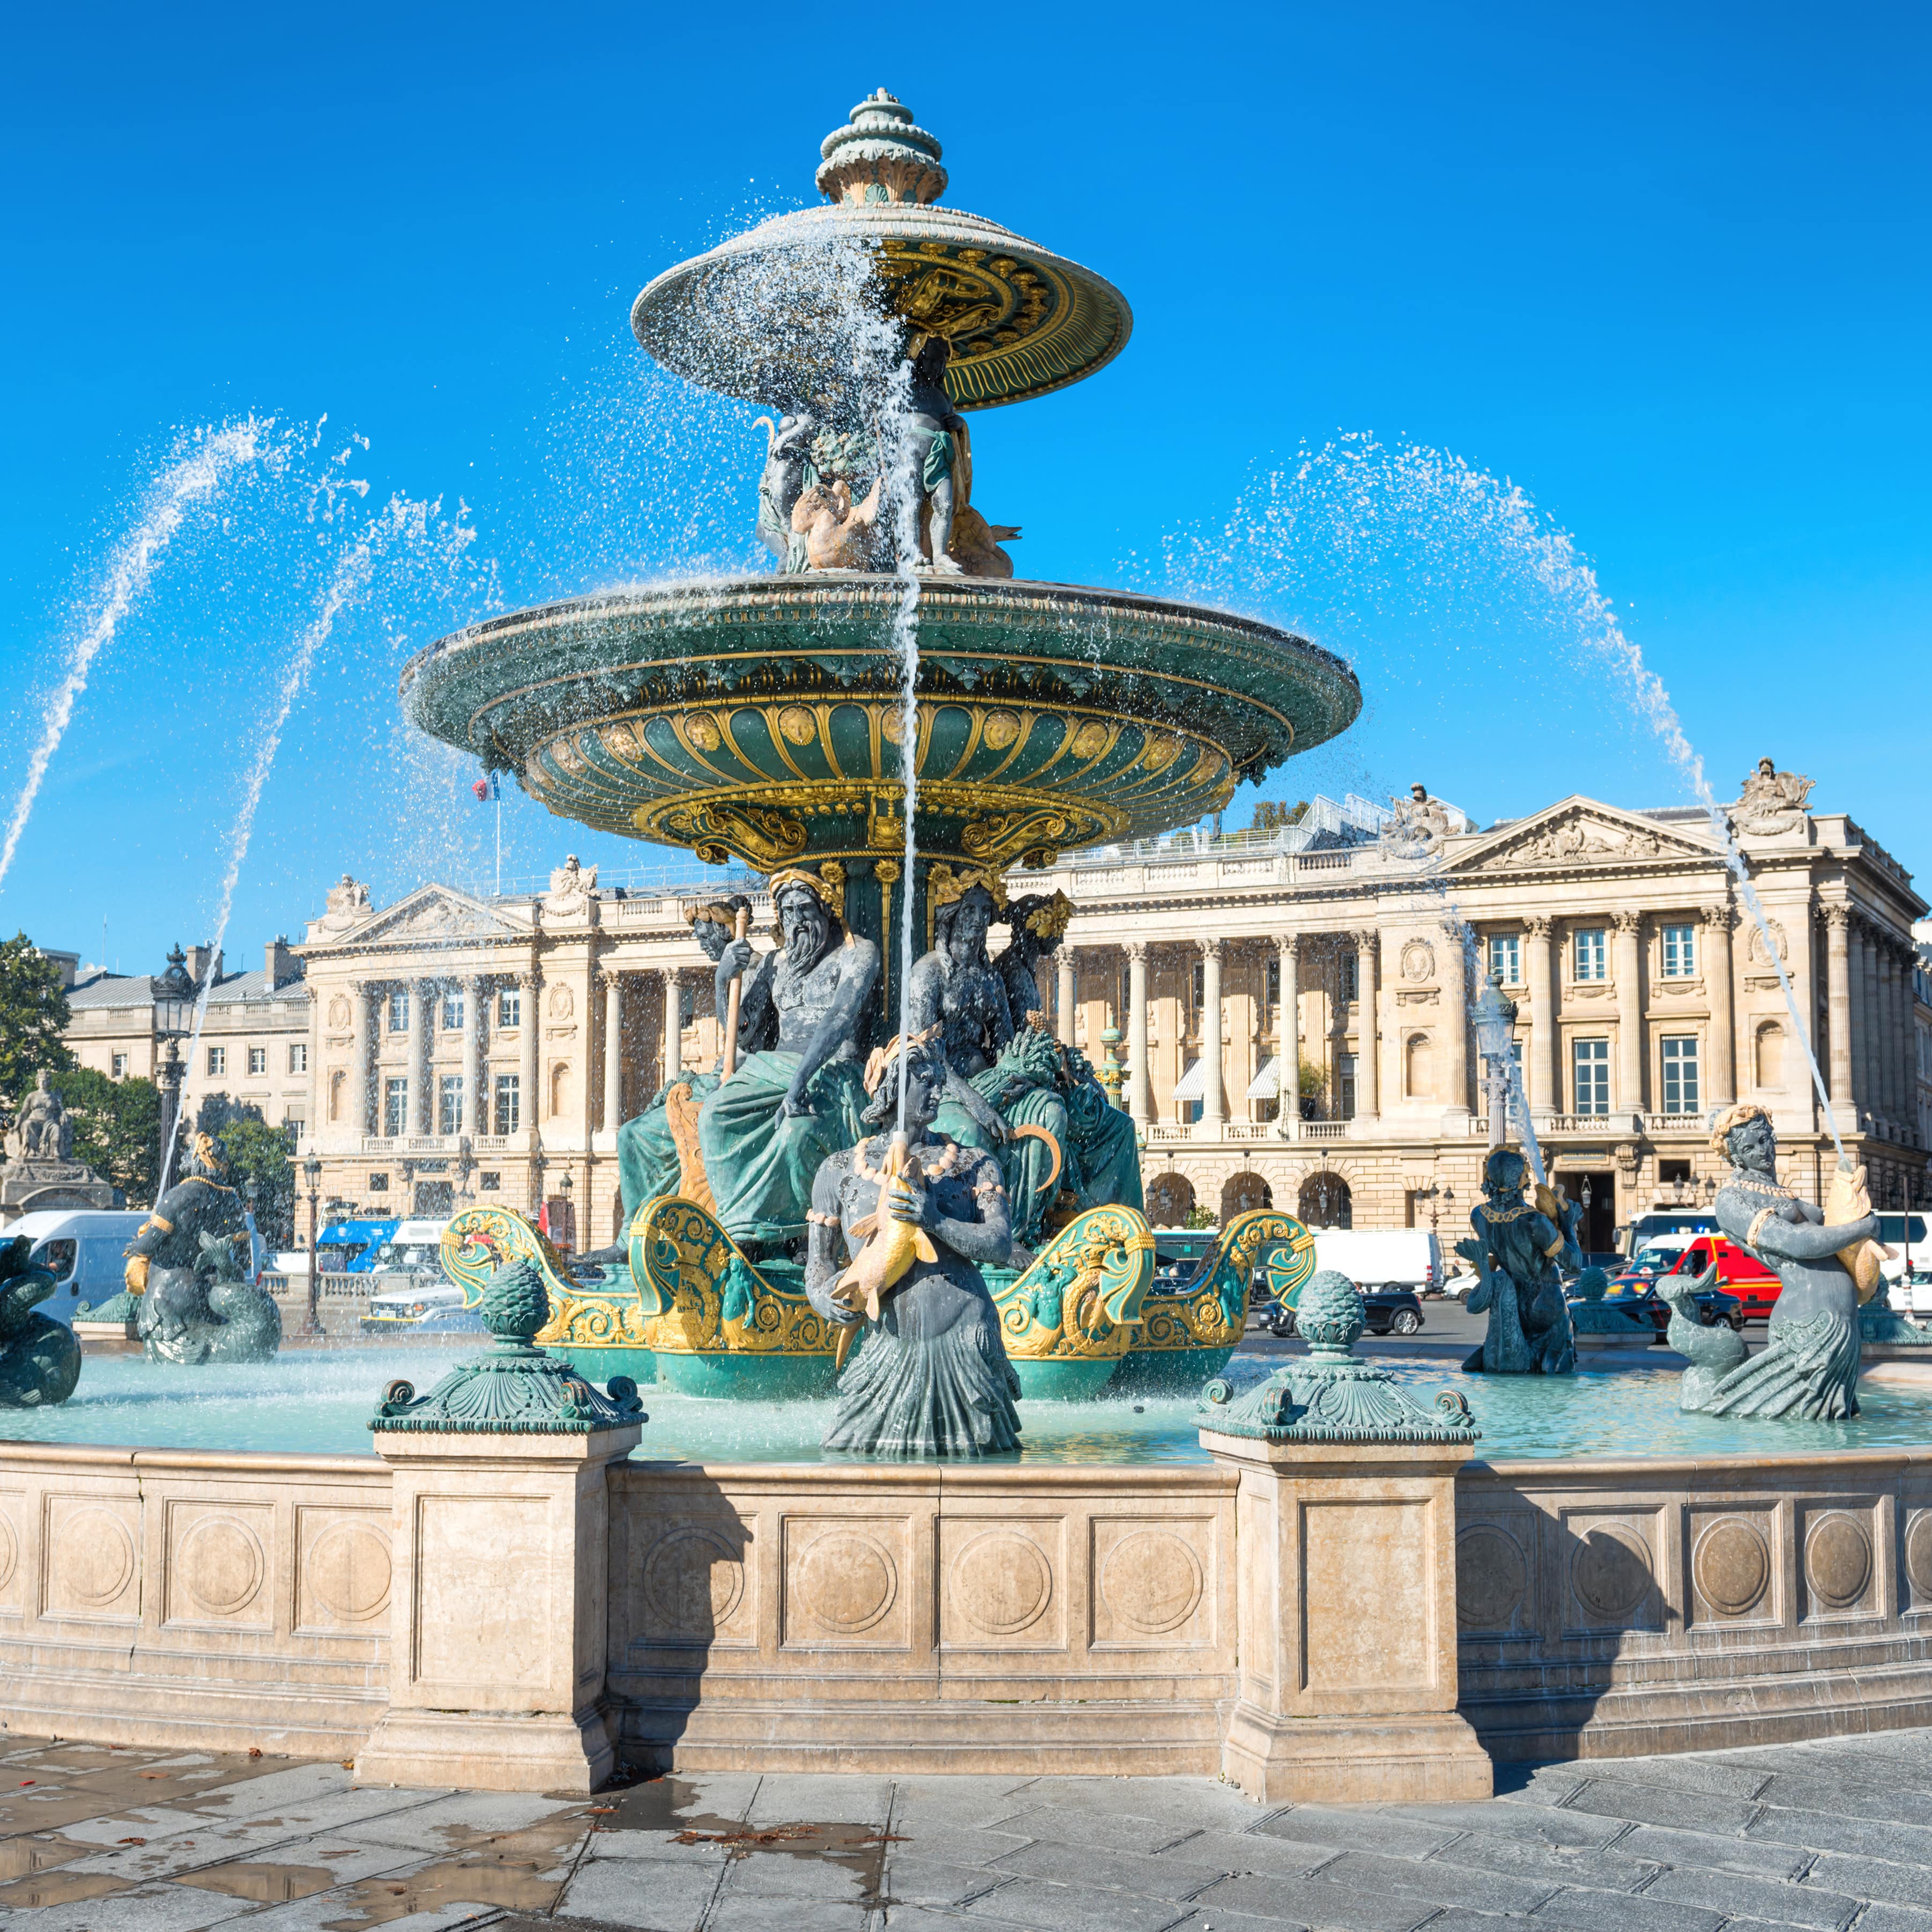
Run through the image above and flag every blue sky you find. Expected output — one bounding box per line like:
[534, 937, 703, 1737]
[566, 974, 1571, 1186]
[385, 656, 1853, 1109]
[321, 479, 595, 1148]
[2, 2, 1927, 976]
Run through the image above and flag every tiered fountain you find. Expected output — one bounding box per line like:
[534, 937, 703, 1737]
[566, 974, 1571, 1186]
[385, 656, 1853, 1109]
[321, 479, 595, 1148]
[413, 91, 1340, 1399]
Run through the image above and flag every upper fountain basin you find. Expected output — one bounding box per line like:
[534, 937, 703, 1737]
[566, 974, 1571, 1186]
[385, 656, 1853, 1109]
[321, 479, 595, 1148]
[631, 202, 1133, 412]
[400, 574, 1361, 872]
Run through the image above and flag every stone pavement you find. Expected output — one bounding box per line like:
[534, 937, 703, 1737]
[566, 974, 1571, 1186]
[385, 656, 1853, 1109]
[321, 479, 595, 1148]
[10, 1726, 1932, 1930]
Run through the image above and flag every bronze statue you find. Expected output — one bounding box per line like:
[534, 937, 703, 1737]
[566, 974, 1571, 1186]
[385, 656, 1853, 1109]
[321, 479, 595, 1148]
[1458, 1147, 1579, 1375]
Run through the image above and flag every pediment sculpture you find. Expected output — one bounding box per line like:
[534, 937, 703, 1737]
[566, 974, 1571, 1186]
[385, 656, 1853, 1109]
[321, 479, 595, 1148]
[318, 874, 373, 934]
[1733, 757, 1814, 836]
[545, 855, 599, 919]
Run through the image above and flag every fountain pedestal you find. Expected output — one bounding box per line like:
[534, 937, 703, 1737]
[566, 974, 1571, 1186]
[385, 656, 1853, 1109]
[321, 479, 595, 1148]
[1197, 1270, 1492, 1803]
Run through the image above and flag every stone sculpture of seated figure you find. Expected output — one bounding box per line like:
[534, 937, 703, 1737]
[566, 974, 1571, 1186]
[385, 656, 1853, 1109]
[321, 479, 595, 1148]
[1662, 1103, 1879, 1420]
[804, 1028, 1021, 1460]
[698, 869, 880, 1249]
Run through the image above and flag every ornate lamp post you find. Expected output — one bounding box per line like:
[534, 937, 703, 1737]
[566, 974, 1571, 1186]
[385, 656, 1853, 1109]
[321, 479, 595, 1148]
[1471, 976, 1518, 1153]
[558, 1168, 575, 1254]
[302, 1154, 323, 1338]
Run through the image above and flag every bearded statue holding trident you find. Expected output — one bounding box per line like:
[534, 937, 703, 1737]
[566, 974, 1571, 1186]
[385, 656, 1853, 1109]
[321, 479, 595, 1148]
[1661, 1104, 1882, 1419]
[697, 868, 879, 1247]
[804, 1028, 1022, 1459]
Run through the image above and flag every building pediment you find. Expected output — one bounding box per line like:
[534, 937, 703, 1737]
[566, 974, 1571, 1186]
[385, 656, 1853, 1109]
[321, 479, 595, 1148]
[1448, 798, 1715, 875]
[317, 884, 527, 949]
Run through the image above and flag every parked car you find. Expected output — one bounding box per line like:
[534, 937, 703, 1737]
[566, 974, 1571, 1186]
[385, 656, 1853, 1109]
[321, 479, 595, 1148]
[1659, 1234, 1781, 1319]
[8, 1209, 151, 1328]
[1150, 1230, 1217, 1292]
[1267, 1286, 1424, 1338]
[1307, 1229, 1443, 1296]
[1875, 1214, 1928, 1287]
[360, 1281, 485, 1335]
[1899, 1267, 1932, 1317]
[1615, 1239, 1692, 1287]
[1579, 1280, 1743, 1334]
[368, 1218, 450, 1279]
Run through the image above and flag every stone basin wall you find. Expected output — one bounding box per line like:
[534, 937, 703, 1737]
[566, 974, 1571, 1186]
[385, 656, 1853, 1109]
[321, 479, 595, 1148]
[8, 1438, 1932, 1775]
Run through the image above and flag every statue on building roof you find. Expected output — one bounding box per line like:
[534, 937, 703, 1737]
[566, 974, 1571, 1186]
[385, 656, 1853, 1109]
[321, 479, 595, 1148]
[1381, 782, 1455, 857]
[1733, 757, 1815, 835]
[318, 876, 372, 935]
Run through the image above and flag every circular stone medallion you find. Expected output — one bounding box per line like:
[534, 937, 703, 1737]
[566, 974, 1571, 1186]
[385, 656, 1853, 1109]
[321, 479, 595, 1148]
[1099, 1529, 1203, 1636]
[948, 1531, 1053, 1637]
[642, 1526, 745, 1637]
[1456, 1525, 1527, 1630]
[179, 1514, 266, 1619]
[1693, 1518, 1771, 1618]
[306, 1520, 393, 1623]
[796, 1532, 898, 1634]
[56, 1509, 135, 1610]
[1805, 1513, 1874, 1611]
[1906, 1512, 1932, 1601]
[1571, 1525, 1652, 1622]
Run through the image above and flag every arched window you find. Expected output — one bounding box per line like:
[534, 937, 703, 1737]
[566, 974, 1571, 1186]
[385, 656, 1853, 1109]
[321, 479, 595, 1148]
[1298, 1173, 1353, 1229]
[1145, 1172, 1197, 1228]
[1406, 1032, 1435, 1100]
[1222, 1173, 1272, 1220]
[1755, 1021, 1785, 1090]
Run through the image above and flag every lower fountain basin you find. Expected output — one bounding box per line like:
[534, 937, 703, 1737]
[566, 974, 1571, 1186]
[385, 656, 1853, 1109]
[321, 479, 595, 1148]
[24, 1347, 1932, 1463]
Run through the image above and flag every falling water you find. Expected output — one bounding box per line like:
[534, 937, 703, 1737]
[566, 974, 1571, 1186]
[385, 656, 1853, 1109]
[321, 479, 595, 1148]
[0, 420, 283, 893]
[1157, 437, 1848, 1164]
[158, 493, 483, 1197]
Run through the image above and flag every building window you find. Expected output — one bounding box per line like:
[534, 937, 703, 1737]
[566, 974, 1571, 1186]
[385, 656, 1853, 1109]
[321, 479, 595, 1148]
[679, 986, 695, 1028]
[1265, 957, 1280, 1008]
[1338, 952, 1358, 1002]
[248, 1046, 266, 1076]
[1573, 928, 1607, 982]
[1573, 1038, 1610, 1115]
[439, 1075, 464, 1135]
[480, 1171, 501, 1191]
[442, 991, 465, 1031]
[289, 1042, 308, 1074]
[1661, 923, 1697, 978]
[383, 1077, 408, 1137]
[369, 1171, 390, 1193]
[1488, 933, 1521, 987]
[110, 1052, 128, 1079]
[280, 1117, 303, 1153]
[497, 989, 520, 1029]
[206, 1045, 226, 1076]
[494, 1073, 521, 1136]
[1661, 1036, 1701, 1115]
[1337, 1052, 1358, 1119]
[388, 989, 409, 1032]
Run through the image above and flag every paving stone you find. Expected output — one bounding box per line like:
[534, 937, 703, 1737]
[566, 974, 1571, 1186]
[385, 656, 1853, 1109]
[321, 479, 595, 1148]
[1753, 1773, 1932, 1824]
[1154, 1909, 1314, 1932]
[745, 1774, 895, 1827]
[1640, 1865, 1860, 1928]
[1750, 1807, 1932, 1863]
[879, 1852, 1004, 1909]
[880, 1822, 1035, 1868]
[1309, 1847, 1562, 1914]
[1188, 1870, 1440, 1930]
[961, 1874, 1209, 1931]
[1252, 1805, 1462, 1856]
[1611, 1823, 1808, 1881]
[717, 1846, 878, 1901]
[1566, 1755, 1772, 1800]
[0, 1878, 249, 1932]
[982, 1803, 1207, 1855]
[987, 1834, 1230, 1901]
[705, 1893, 870, 1930]
[1853, 1904, 1932, 1932]
[1557, 1779, 1764, 1834]
[1009, 1776, 1270, 1834]
[556, 1851, 724, 1929]
[583, 1827, 739, 1866]
[1805, 1851, 1932, 1909]
[211, 1890, 491, 1932]
[1422, 1826, 1663, 1891]
[340, 1788, 588, 1852]
[1377, 1800, 1628, 1849]
[1529, 1884, 1729, 1932]
[1163, 1826, 1391, 1881]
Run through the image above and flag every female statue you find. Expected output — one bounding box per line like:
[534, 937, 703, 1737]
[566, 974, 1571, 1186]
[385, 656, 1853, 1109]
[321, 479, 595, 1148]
[1662, 1103, 1876, 1419]
[804, 1029, 1022, 1460]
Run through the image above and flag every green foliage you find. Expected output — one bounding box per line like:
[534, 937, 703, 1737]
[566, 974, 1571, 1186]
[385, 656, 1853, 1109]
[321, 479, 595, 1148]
[1249, 799, 1308, 834]
[49, 1067, 158, 1202]
[215, 1113, 296, 1248]
[0, 935, 73, 1118]
[1297, 1054, 1326, 1099]
[1183, 1205, 1218, 1230]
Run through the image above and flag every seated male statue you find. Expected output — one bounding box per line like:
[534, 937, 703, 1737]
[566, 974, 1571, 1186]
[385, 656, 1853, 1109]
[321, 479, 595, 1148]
[699, 868, 879, 1247]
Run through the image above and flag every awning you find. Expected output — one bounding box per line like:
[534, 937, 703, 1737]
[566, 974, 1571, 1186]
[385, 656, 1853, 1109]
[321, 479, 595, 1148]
[1247, 1056, 1281, 1101]
[1171, 1059, 1207, 1103]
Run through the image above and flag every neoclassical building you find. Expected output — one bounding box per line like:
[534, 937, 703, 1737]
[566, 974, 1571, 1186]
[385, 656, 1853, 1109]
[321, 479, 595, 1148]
[285, 775, 1927, 1245]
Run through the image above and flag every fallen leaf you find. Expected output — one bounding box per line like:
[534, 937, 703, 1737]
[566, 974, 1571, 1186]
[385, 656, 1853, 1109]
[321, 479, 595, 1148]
[246, 1748, 262, 1760]
[138, 1773, 168, 1780]
[117, 1837, 146, 1846]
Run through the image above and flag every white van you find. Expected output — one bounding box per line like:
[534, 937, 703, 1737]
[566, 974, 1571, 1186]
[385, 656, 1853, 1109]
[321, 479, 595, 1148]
[1309, 1228, 1443, 1295]
[6, 1210, 150, 1328]
[368, 1219, 450, 1279]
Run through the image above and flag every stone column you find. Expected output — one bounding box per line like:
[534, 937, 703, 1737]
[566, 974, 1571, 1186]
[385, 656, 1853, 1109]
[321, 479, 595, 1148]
[465, 975, 486, 1140]
[1613, 912, 1644, 1117]
[1126, 942, 1150, 1125]
[1056, 947, 1077, 1047]
[1860, 919, 1882, 1123]
[1276, 934, 1300, 1135]
[1701, 904, 1735, 1109]
[1439, 924, 1470, 1124]
[1825, 906, 1855, 1115]
[1524, 917, 1555, 1116]
[407, 978, 430, 1135]
[601, 970, 623, 1136]
[659, 967, 682, 1087]
[350, 979, 373, 1142]
[519, 968, 542, 1145]
[1198, 938, 1227, 1130]
[1353, 929, 1380, 1125]
[1882, 940, 1904, 1126]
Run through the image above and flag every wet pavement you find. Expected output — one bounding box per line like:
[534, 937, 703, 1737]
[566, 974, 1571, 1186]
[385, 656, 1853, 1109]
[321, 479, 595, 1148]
[11, 1725, 1932, 1927]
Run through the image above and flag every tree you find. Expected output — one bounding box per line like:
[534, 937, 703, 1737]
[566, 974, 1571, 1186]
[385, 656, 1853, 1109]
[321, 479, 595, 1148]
[1250, 800, 1308, 834]
[196, 1095, 296, 1247]
[49, 1067, 159, 1202]
[0, 934, 73, 1123]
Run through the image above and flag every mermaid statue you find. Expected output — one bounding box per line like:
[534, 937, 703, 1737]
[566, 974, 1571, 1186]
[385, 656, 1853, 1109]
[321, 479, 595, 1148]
[1662, 1103, 1880, 1419]
[804, 1027, 1022, 1459]
[1458, 1146, 1579, 1375]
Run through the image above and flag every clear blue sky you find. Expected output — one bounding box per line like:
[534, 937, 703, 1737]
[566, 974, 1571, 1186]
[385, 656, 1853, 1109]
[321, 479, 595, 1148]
[3, 2, 1927, 975]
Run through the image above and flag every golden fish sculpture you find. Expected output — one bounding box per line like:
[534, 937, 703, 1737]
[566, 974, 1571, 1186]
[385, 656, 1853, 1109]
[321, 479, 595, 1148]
[832, 1133, 935, 1368]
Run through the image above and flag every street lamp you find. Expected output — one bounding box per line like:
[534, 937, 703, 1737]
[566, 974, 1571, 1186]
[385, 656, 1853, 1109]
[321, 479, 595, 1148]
[559, 1168, 575, 1254]
[302, 1155, 323, 1339]
[1471, 975, 1518, 1152]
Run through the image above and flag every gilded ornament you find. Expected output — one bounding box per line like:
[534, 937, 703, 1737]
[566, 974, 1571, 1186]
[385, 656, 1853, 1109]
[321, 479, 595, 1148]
[1140, 732, 1183, 772]
[983, 710, 1021, 750]
[992, 1205, 1154, 1369]
[683, 712, 724, 753]
[778, 704, 818, 746]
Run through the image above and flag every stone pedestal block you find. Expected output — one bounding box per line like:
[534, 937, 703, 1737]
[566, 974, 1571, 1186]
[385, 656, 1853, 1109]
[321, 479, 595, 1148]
[359, 1423, 640, 1793]
[1200, 1431, 1492, 1804]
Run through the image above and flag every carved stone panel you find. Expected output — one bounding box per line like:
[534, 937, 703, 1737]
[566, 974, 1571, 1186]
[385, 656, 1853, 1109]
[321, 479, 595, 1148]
[1302, 1498, 1430, 1693]
[636, 1517, 756, 1652]
[1558, 1508, 1662, 1635]
[1090, 1514, 1215, 1650]
[1801, 1504, 1879, 1621]
[781, 1514, 913, 1651]
[295, 1506, 393, 1633]
[1902, 1506, 1932, 1615]
[413, 1494, 548, 1689]
[0, 1491, 23, 1616]
[42, 1493, 140, 1622]
[1455, 1516, 1535, 1637]
[1687, 1510, 1778, 1628]
[939, 1518, 1065, 1651]
[165, 1500, 273, 1629]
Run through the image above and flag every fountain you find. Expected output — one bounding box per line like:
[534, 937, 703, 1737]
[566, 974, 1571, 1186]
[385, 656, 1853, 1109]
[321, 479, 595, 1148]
[413, 91, 1355, 1401]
